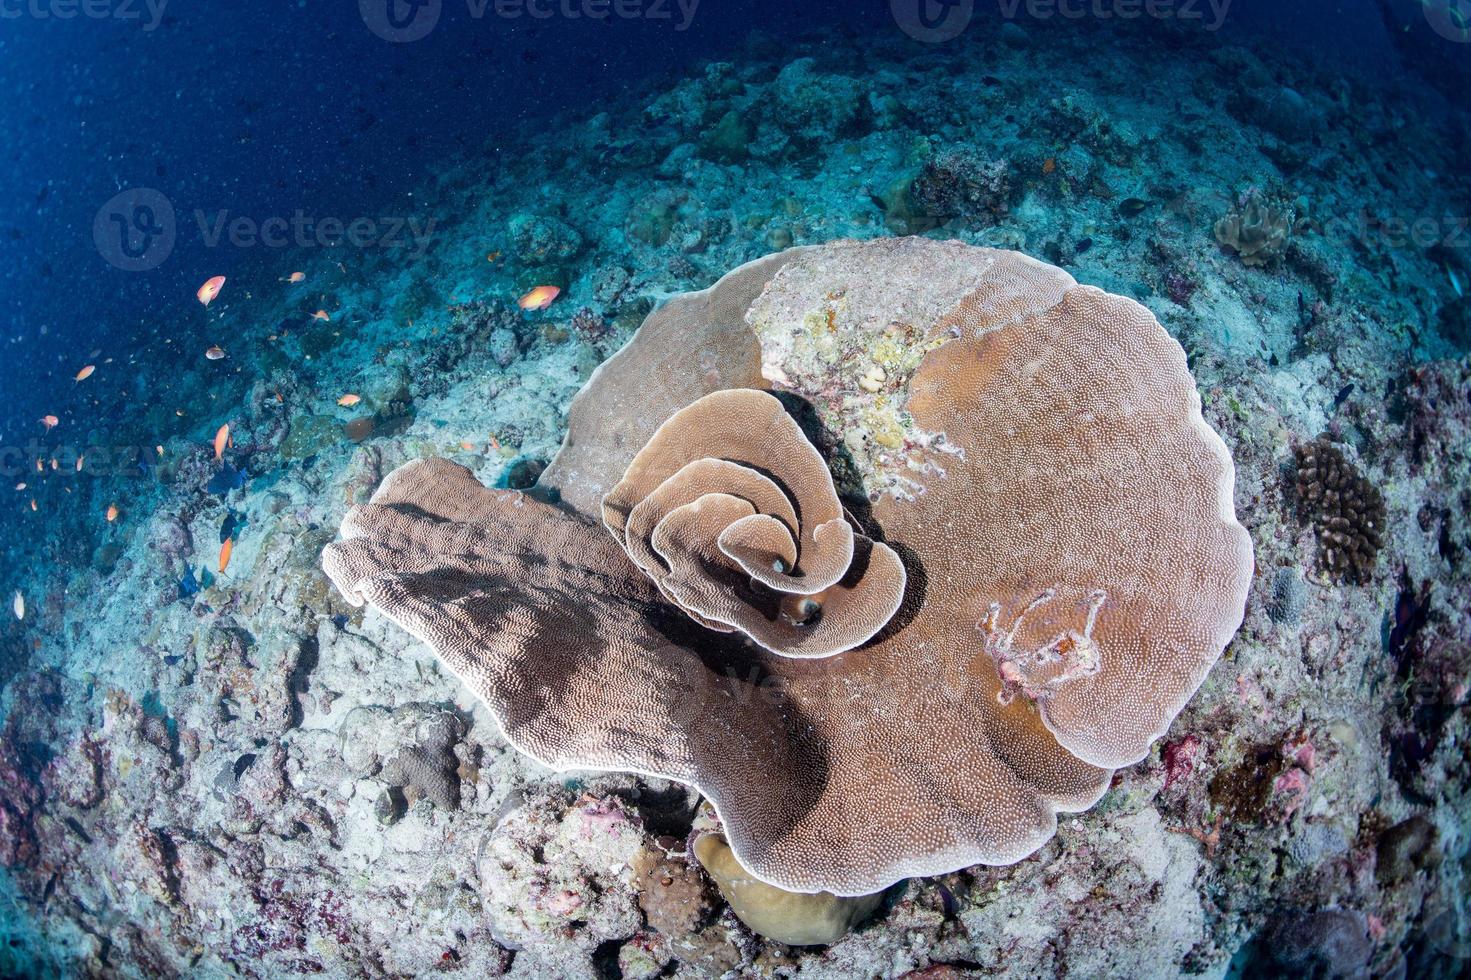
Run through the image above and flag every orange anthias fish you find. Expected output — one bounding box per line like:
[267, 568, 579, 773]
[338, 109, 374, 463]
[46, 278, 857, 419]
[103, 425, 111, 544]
[197, 275, 227, 306]
[283, 272, 306, 283]
[517, 285, 560, 311]
[106, 503, 119, 523]
[337, 394, 361, 407]
[213, 423, 230, 460]
[76, 457, 84, 472]
[39, 415, 59, 432]
[205, 345, 227, 361]
[219, 537, 234, 573]
[310, 310, 331, 322]
[74, 364, 96, 382]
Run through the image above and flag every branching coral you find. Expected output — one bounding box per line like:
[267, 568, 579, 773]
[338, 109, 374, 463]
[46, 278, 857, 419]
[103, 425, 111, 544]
[323, 238, 1253, 896]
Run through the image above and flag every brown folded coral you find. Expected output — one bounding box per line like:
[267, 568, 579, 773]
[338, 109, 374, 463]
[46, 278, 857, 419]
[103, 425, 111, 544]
[323, 237, 1253, 896]
[602, 387, 906, 656]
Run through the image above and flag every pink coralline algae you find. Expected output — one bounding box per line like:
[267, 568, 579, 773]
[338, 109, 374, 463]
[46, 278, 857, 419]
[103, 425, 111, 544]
[1162, 734, 1203, 791]
[1284, 731, 1317, 774]
[1272, 767, 1311, 821]
[580, 796, 639, 839]
[0, 732, 41, 868]
[230, 879, 354, 975]
[42, 731, 105, 810]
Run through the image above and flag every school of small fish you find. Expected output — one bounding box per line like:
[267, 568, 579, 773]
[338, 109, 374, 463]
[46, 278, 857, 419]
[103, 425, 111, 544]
[12, 262, 562, 623]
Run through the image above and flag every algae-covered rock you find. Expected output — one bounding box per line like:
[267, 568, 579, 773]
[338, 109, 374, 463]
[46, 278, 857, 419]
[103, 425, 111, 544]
[633, 845, 714, 936]
[627, 205, 676, 246]
[508, 213, 582, 264]
[693, 833, 882, 945]
[699, 109, 751, 163]
[281, 413, 342, 460]
[768, 58, 865, 147]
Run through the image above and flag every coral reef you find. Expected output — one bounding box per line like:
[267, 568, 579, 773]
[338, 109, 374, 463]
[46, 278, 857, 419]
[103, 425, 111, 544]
[693, 833, 884, 945]
[1, 22, 1468, 978]
[324, 238, 1253, 897]
[1214, 190, 1296, 267]
[1293, 437, 1387, 584]
[601, 388, 906, 656]
[909, 150, 1013, 227]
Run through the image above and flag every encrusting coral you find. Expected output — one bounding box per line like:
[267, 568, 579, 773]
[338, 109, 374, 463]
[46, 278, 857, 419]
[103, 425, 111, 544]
[692, 833, 884, 946]
[323, 237, 1253, 897]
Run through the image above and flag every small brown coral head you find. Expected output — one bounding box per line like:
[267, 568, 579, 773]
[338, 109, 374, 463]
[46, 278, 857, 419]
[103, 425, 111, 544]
[602, 388, 906, 657]
[1214, 191, 1294, 267]
[1293, 437, 1385, 584]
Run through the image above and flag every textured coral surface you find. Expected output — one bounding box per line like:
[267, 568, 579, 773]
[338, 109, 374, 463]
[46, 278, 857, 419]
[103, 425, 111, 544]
[325, 239, 1252, 898]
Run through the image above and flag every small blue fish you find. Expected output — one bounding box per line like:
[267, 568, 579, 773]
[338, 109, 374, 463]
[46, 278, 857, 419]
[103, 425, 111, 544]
[178, 566, 201, 599]
[220, 510, 246, 544]
[207, 464, 247, 496]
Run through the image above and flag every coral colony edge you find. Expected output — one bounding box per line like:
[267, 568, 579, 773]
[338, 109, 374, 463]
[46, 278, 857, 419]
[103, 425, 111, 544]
[324, 238, 1254, 902]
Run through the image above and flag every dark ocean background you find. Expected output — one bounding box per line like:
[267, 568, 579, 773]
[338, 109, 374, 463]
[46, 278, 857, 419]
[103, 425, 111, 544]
[0, 0, 1455, 454]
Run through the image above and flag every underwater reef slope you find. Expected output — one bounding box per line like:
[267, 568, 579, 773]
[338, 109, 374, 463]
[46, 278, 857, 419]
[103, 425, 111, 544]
[2, 20, 1470, 980]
